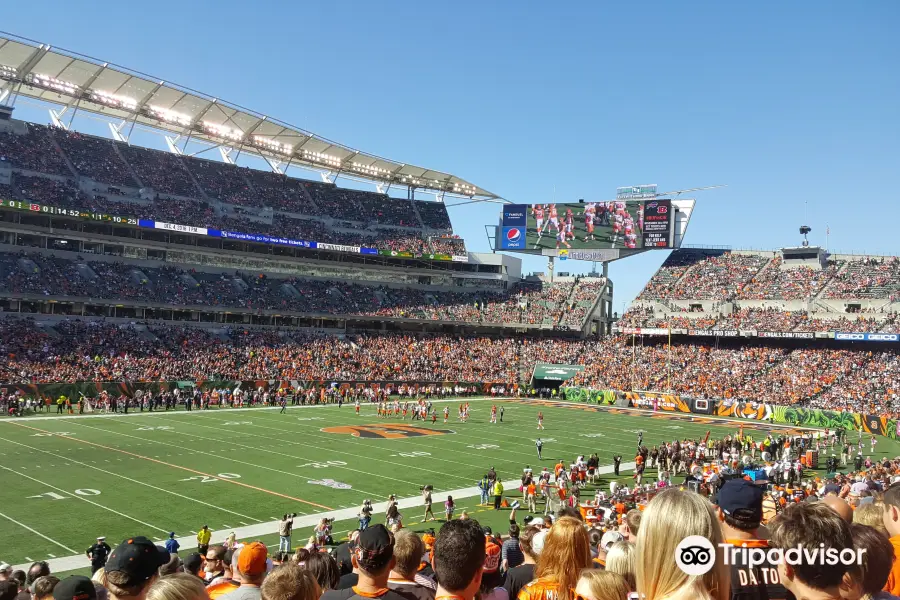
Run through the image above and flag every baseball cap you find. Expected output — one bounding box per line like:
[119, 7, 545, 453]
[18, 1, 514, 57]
[53, 576, 97, 600]
[718, 479, 764, 522]
[105, 537, 170, 584]
[183, 552, 203, 575]
[531, 530, 547, 556]
[0, 564, 9, 573]
[354, 524, 394, 572]
[483, 543, 501, 574]
[599, 531, 624, 551]
[237, 542, 268, 576]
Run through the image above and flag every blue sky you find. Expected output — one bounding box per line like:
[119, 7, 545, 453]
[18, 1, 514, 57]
[4, 2, 898, 312]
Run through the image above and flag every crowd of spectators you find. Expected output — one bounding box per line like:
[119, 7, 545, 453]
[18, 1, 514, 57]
[736, 257, 844, 300]
[0, 125, 458, 255]
[0, 252, 600, 327]
[669, 253, 769, 300]
[3, 314, 900, 415]
[825, 256, 900, 298]
[51, 130, 139, 188]
[0, 123, 71, 175]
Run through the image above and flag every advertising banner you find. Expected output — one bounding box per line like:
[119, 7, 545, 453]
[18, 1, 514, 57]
[836, 332, 900, 342]
[532, 364, 586, 382]
[627, 391, 691, 412]
[757, 331, 815, 339]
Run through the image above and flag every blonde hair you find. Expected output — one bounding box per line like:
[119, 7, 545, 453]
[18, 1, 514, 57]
[261, 564, 320, 600]
[604, 541, 636, 591]
[147, 574, 208, 600]
[853, 502, 888, 535]
[576, 570, 629, 600]
[535, 517, 593, 600]
[636, 489, 729, 600]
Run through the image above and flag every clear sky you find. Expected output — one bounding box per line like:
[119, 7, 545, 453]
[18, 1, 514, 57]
[3, 1, 898, 312]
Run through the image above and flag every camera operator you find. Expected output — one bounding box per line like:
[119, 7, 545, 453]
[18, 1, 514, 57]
[359, 500, 373, 531]
[279, 513, 297, 553]
[314, 518, 334, 546]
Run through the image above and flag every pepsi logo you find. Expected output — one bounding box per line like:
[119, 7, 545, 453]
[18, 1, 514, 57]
[507, 228, 522, 242]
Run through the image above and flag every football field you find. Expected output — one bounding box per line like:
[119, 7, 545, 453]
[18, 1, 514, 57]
[0, 398, 893, 575]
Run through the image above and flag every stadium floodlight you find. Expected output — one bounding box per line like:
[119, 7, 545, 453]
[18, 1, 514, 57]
[202, 121, 244, 142]
[350, 162, 392, 177]
[90, 90, 138, 111]
[301, 149, 342, 168]
[0, 64, 16, 80]
[252, 136, 292, 155]
[147, 105, 193, 127]
[28, 73, 79, 95]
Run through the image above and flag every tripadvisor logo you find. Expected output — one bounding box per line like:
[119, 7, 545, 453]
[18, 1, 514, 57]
[674, 536, 866, 576]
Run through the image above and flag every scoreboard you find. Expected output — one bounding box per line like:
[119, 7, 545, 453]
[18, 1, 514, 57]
[499, 199, 675, 253]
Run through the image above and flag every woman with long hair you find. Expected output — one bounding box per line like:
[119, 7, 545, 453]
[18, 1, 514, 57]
[518, 517, 593, 600]
[574, 570, 630, 600]
[604, 541, 636, 593]
[636, 488, 729, 600]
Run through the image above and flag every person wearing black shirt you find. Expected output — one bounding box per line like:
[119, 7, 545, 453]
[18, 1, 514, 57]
[505, 525, 540, 600]
[716, 480, 789, 600]
[613, 454, 622, 476]
[85, 537, 111, 575]
[321, 525, 407, 600]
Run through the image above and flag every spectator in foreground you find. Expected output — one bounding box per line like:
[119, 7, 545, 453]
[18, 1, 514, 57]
[220, 542, 268, 600]
[146, 573, 207, 600]
[102, 537, 170, 600]
[500, 524, 524, 572]
[770, 502, 853, 600]
[505, 526, 540, 600]
[204, 546, 228, 584]
[304, 553, 340, 594]
[32, 577, 59, 600]
[636, 489, 729, 600]
[0, 583, 16, 600]
[845, 524, 895, 600]
[387, 529, 434, 599]
[603, 541, 636, 593]
[260, 564, 319, 600]
[480, 540, 506, 600]
[26, 562, 51, 590]
[52, 577, 95, 600]
[573, 570, 629, 600]
[715, 479, 787, 600]
[432, 519, 486, 600]
[321, 524, 406, 600]
[519, 517, 592, 600]
[882, 483, 900, 596]
[181, 554, 203, 580]
[852, 503, 887, 535]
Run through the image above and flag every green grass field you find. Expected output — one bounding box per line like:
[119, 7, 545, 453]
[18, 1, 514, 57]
[1, 398, 895, 576]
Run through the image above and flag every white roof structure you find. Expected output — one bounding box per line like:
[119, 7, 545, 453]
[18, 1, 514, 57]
[0, 31, 498, 200]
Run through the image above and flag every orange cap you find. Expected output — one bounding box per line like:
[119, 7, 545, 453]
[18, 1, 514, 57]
[237, 542, 268, 576]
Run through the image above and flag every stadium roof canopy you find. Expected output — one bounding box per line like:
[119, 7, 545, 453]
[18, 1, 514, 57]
[0, 32, 498, 200]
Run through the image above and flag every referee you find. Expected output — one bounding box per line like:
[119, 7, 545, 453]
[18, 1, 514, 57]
[536, 438, 543, 460]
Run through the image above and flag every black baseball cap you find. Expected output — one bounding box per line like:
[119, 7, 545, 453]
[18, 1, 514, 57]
[53, 576, 97, 600]
[718, 479, 764, 521]
[354, 524, 394, 572]
[183, 552, 203, 575]
[105, 537, 170, 583]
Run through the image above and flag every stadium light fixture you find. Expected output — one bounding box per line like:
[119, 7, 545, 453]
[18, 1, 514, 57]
[301, 149, 342, 168]
[202, 121, 244, 142]
[147, 105, 193, 127]
[29, 73, 79, 95]
[0, 64, 16, 79]
[90, 90, 138, 111]
[252, 136, 292, 154]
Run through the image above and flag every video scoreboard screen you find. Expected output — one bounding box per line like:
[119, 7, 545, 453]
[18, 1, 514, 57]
[499, 199, 674, 252]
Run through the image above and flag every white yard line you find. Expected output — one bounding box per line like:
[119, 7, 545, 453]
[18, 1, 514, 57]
[0, 437, 262, 522]
[0, 465, 169, 535]
[72, 420, 421, 493]
[0, 510, 77, 555]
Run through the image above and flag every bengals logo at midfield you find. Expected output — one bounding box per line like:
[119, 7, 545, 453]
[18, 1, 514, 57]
[321, 423, 455, 439]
